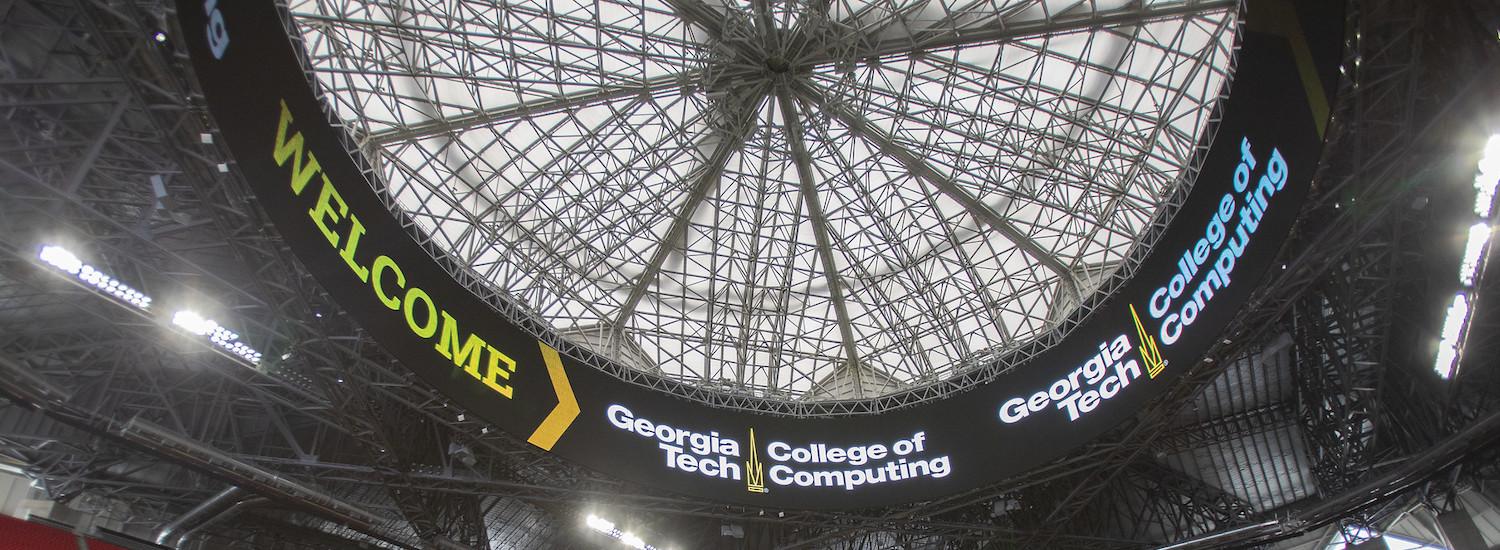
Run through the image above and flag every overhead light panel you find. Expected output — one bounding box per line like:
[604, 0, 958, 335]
[586, 514, 616, 534]
[1475, 134, 1500, 216]
[37, 245, 268, 368]
[585, 514, 662, 550]
[172, 310, 263, 365]
[1432, 134, 1500, 379]
[1460, 222, 1492, 286]
[1434, 293, 1469, 379]
[38, 245, 152, 310]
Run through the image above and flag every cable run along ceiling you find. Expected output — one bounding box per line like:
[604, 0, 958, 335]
[287, 0, 1239, 403]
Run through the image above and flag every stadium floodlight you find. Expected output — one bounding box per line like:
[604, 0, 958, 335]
[171, 310, 217, 335]
[1433, 134, 1500, 379]
[1434, 293, 1469, 379]
[173, 310, 264, 365]
[1475, 134, 1500, 216]
[586, 515, 614, 534]
[38, 245, 153, 310]
[1460, 223, 1492, 286]
[38, 244, 266, 365]
[585, 514, 660, 550]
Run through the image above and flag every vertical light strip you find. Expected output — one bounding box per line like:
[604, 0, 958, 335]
[1435, 134, 1500, 378]
[1459, 223, 1492, 286]
[1474, 135, 1500, 216]
[1435, 294, 1469, 379]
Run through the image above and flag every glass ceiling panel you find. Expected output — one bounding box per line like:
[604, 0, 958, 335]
[289, 0, 1239, 402]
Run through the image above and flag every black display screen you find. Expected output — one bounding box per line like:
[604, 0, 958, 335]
[176, 0, 1340, 509]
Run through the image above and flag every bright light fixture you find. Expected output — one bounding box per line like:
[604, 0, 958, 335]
[586, 515, 615, 533]
[585, 514, 659, 550]
[38, 245, 152, 310]
[1475, 134, 1500, 216]
[39, 245, 264, 365]
[173, 310, 263, 365]
[171, 310, 216, 335]
[1460, 223, 1492, 286]
[1435, 293, 1469, 379]
[1433, 134, 1500, 379]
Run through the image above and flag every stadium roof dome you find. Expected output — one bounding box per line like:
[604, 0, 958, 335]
[287, 0, 1238, 401]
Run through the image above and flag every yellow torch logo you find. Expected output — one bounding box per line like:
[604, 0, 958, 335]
[746, 428, 767, 493]
[1130, 303, 1167, 379]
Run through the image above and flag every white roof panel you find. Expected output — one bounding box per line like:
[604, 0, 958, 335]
[290, 0, 1239, 401]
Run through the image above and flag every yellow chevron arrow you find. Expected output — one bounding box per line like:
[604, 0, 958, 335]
[527, 342, 579, 451]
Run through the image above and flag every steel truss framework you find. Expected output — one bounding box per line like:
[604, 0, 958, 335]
[1, 0, 1499, 549]
[286, 0, 1240, 405]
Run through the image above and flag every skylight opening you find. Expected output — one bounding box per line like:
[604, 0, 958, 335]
[289, 0, 1240, 402]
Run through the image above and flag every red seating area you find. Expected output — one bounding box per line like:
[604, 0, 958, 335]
[0, 513, 132, 549]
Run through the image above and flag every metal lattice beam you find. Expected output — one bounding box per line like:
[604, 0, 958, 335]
[792, 80, 1084, 300]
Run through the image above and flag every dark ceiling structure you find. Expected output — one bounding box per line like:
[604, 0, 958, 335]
[1, 0, 1500, 549]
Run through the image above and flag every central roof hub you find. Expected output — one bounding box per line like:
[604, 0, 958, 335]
[765, 55, 792, 74]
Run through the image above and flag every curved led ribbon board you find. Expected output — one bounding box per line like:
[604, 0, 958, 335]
[176, 0, 1342, 509]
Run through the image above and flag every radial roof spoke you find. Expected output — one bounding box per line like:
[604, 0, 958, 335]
[775, 88, 862, 374]
[660, 0, 733, 39]
[795, 80, 1082, 300]
[611, 87, 768, 330]
[289, 0, 1237, 402]
[366, 72, 702, 144]
[837, 0, 1237, 63]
